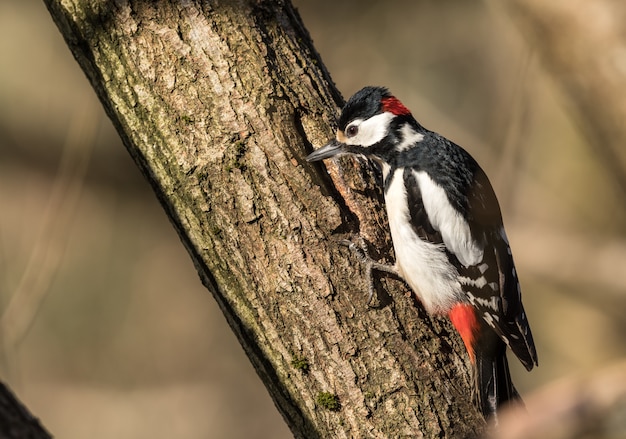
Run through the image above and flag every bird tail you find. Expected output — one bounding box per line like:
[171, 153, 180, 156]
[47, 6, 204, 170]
[474, 350, 522, 422]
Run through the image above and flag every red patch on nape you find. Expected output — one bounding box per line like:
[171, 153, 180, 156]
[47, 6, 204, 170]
[448, 304, 480, 363]
[381, 96, 412, 116]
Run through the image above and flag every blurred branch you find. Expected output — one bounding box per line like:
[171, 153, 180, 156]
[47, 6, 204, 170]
[494, 50, 534, 212]
[493, 361, 626, 439]
[492, 0, 626, 196]
[0, 103, 96, 357]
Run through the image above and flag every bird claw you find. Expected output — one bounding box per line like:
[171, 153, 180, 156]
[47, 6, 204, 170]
[340, 237, 369, 264]
[341, 236, 397, 306]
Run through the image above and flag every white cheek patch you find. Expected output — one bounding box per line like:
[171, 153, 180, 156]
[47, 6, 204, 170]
[414, 170, 483, 267]
[345, 112, 395, 147]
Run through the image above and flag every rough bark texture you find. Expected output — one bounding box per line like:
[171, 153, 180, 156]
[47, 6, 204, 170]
[42, 1, 484, 437]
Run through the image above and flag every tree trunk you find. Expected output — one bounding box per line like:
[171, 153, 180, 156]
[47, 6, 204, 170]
[0, 383, 51, 439]
[42, 1, 484, 437]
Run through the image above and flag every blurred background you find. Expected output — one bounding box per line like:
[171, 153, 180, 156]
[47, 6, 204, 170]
[1, 1, 624, 438]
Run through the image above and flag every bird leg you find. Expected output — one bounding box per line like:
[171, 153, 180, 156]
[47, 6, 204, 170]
[341, 236, 398, 305]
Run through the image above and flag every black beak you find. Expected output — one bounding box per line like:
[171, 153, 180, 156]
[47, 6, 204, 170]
[305, 139, 345, 162]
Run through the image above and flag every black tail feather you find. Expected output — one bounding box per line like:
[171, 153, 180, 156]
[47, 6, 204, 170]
[475, 351, 522, 422]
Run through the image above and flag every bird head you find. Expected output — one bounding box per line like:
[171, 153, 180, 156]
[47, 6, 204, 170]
[306, 86, 421, 163]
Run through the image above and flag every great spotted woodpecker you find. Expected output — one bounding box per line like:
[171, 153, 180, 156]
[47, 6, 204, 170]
[306, 86, 537, 420]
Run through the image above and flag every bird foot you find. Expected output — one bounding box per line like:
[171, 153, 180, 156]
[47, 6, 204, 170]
[341, 236, 397, 306]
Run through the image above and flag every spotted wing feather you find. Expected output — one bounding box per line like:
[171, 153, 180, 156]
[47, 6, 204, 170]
[459, 168, 538, 370]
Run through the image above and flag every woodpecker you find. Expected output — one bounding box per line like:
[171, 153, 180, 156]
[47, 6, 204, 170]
[306, 86, 537, 420]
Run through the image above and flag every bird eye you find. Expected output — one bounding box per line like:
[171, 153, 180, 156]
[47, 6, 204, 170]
[346, 125, 359, 137]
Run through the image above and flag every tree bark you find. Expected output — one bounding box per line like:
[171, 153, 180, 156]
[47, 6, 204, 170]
[42, 1, 484, 437]
[0, 383, 51, 439]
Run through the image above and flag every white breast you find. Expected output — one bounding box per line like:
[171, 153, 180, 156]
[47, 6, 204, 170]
[385, 168, 462, 314]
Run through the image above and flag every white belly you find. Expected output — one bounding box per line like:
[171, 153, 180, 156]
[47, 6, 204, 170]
[385, 169, 462, 314]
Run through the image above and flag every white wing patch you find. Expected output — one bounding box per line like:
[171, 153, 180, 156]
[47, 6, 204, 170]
[385, 169, 462, 314]
[344, 112, 395, 147]
[467, 292, 499, 311]
[459, 275, 488, 289]
[483, 312, 500, 330]
[395, 124, 424, 152]
[414, 171, 483, 267]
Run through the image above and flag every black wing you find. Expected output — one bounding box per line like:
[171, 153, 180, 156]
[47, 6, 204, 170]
[459, 167, 538, 370]
[402, 164, 537, 370]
